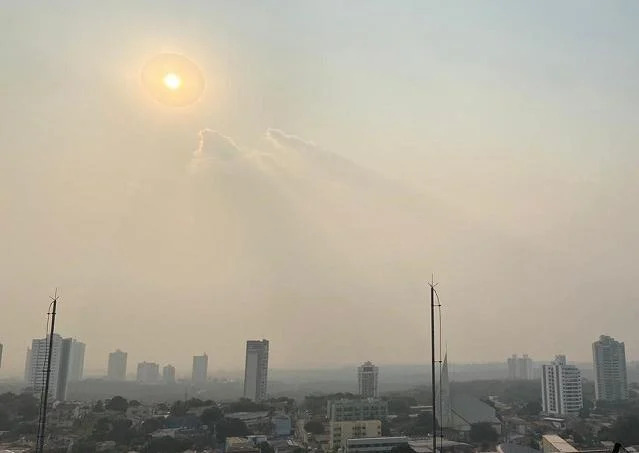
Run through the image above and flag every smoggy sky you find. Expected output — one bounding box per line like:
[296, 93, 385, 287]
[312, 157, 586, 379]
[1, 1, 639, 377]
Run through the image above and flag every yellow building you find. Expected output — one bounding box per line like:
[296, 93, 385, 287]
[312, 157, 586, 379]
[329, 420, 382, 450]
[541, 435, 578, 453]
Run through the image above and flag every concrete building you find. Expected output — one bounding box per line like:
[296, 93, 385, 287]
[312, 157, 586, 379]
[358, 361, 379, 398]
[244, 339, 269, 401]
[592, 335, 628, 401]
[163, 364, 176, 384]
[329, 420, 381, 450]
[272, 413, 292, 437]
[327, 398, 389, 422]
[28, 334, 67, 400]
[0, 343, 3, 369]
[541, 355, 583, 416]
[137, 361, 160, 383]
[108, 349, 128, 381]
[192, 353, 208, 384]
[541, 434, 578, 453]
[24, 348, 32, 382]
[346, 437, 408, 453]
[507, 354, 533, 380]
[226, 437, 260, 453]
[68, 340, 86, 382]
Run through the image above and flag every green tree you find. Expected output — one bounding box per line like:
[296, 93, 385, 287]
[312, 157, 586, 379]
[259, 441, 275, 453]
[603, 414, 639, 444]
[106, 396, 129, 412]
[93, 400, 105, 413]
[148, 436, 193, 453]
[142, 417, 165, 434]
[216, 418, 250, 442]
[304, 420, 325, 435]
[201, 406, 224, 430]
[107, 418, 135, 445]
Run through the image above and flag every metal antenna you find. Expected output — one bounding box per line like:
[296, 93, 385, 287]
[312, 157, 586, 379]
[36, 289, 59, 453]
[428, 277, 439, 453]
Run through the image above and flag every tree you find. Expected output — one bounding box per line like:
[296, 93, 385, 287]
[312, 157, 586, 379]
[216, 418, 250, 442]
[259, 441, 275, 453]
[107, 418, 135, 445]
[148, 436, 193, 453]
[201, 406, 224, 429]
[304, 420, 325, 435]
[93, 400, 105, 413]
[603, 414, 639, 444]
[469, 423, 499, 446]
[142, 417, 165, 434]
[518, 400, 542, 417]
[106, 396, 129, 412]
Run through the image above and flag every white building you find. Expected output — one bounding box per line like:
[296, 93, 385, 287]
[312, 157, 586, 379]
[192, 353, 208, 384]
[541, 355, 583, 416]
[329, 420, 381, 450]
[592, 335, 628, 402]
[244, 339, 269, 401]
[163, 364, 176, 384]
[358, 361, 379, 398]
[137, 361, 160, 383]
[272, 413, 292, 437]
[68, 340, 86, 382]
[28, 334, 66, 401]
[327, 399, 389, 422]
[108, 349, 128, 381]
[507, 354, 533, 380]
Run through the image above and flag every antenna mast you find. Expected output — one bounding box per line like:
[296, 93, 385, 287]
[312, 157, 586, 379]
[429, 279, 437, 453]
[36, 290, 59, 453]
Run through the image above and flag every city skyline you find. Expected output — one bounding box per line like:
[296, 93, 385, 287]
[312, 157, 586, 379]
[2, 1, 639, 375]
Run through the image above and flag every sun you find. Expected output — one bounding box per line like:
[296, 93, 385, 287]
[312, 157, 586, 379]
[163, 72, 182, 90]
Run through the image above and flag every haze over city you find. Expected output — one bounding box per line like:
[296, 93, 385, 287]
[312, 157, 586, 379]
[2, 0, 639, 378]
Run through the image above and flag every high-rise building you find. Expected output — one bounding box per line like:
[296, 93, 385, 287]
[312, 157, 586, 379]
[108, 350, 128, 381]
[592, 335, 628, 402]
[192, 353, 208, 384]
[0, 343, 3, 369]
[68, 340, 86, 382]
[507, 354, 533, 380]
[163, 364, 176, 384]
[358, 361, 379, 398]
[24, 348, 32, 383]
[244, 339, 269, 401]
[541, 355, 583, 416]
[28, 334, 69, 401]
[137, 362, 160, 383]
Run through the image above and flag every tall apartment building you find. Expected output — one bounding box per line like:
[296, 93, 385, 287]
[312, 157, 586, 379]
[108, 350, 128, 381]
[68, 340, 86, 382]
[329, 420, 382, 450]
[192, 353, 208, 384]
[327, 398, 389, 422]
[244, 339, 269, 401]
[0, 343, 3, 369]
[592, 335, 628, 401]
[137, 362, 160, 383]
[507, 354, 533, 380]
[28, 334, 67, 401]
[358, 361, 379, 398]
[24, 348, 32, 383]
[163, 364, 176, 384]
[541, 355, 583, 416]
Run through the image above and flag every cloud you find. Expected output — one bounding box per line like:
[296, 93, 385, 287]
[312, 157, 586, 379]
[194, 128, 241, 159]
[266, 128, 318, 153]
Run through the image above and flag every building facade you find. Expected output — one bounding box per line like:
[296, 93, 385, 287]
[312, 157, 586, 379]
[592, 335, 628, 401]
[68, 340, 86, 382]
[346, 437, 409, 453]
[163, 364, 176, 384]
[192, 353, 209, 384]
[137, 361, 160, 383]
[244, 339, 269, 401]
[358, 361, 379, 398]
[108, 349, 128, 381]
[327, 399, 389, 422]
[329, 420, 382, 450]
[541, 355, 583, 416]
[507, 354, 533, 380]
[28, 334, 66, 400]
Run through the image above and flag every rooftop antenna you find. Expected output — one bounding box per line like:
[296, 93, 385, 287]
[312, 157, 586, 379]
[428, 276, 438, 453]
[36, 289, 59, 453]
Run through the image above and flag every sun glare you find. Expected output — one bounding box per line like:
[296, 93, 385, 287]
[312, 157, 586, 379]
[163, 72, 182, 90]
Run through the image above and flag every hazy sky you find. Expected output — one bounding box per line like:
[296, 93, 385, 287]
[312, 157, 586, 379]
[1, 1, 639, 377]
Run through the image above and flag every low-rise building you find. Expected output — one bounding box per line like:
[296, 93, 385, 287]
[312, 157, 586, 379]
[272, 413, 292, 437]
[226, 437, 260, 453]
[541, 435, 578, 453]
[327, 399, 389, 422]
[346, 436, 408, 453]
[329, 420, 381, 450]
